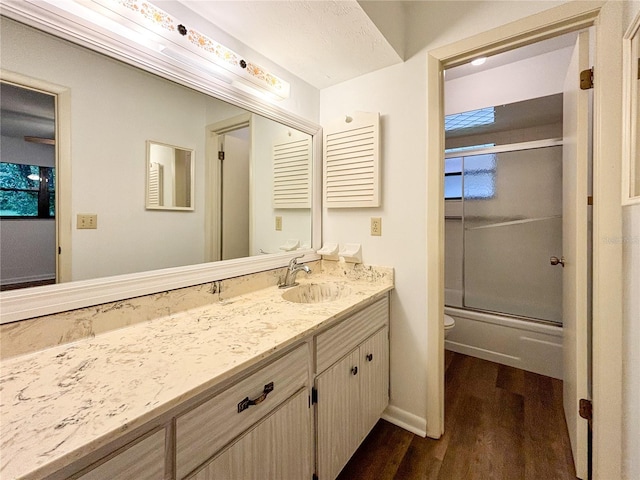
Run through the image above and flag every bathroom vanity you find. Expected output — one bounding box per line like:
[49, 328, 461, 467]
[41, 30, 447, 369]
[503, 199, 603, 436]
[0, 262, 393, 480]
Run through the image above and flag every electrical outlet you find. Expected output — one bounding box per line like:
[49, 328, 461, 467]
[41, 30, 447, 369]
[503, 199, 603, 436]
[77, 214, 97, 229]
[371, 217, 382, 236]
[275, 216, 283, 231]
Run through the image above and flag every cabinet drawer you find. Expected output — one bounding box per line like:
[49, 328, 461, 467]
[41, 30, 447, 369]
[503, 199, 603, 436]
[316, 296, 388, 373]
[76, 428, 166, 480]
[176, 344, 309, 479]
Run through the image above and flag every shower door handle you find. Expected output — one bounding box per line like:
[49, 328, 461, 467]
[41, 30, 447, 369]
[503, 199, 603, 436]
[550, 256, 565, 267]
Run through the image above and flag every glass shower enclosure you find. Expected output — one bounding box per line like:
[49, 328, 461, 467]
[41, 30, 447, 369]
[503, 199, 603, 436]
[447, 145, 563, 324]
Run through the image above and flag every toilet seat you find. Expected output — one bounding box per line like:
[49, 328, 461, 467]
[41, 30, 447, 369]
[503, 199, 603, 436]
[444, 314, 455, 329]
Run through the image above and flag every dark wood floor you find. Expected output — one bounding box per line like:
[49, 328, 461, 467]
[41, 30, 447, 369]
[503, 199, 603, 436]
[337, 351, 577, 480]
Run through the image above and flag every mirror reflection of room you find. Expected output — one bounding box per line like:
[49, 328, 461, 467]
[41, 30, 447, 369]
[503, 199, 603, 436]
[0, 16, 312, 290]
[0, 82, 56, 291]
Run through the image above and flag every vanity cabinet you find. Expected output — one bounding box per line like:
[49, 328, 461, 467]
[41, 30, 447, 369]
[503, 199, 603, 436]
[48, 293, 390, 480]
[315, 297, 389, 480]
[175, 344, 310, 480]
[189, 388, 311, 480]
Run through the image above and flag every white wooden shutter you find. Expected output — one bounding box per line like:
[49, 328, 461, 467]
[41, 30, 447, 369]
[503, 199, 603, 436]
[273, 137, 312, 208]
[148, 162, 163, 207]
[323, 111, 380, 208]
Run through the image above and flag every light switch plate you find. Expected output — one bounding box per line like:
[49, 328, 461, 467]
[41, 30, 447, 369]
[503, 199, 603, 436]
[77, 214, 97, 229]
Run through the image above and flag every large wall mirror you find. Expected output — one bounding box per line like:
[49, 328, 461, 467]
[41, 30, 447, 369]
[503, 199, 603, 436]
[0, 7, 320, 322]
[624, 9, 640, 204]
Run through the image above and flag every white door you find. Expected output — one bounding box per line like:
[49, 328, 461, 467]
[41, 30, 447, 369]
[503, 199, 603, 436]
[358, 327, 389, 442]
[316, 350, 361, 480]
[218, 129, 250, 261]
[561, 30, 590, 480]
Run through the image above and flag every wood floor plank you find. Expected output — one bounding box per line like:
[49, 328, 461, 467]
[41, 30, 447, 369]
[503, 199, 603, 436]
[337, 353, 577, 480]
[488, 388, 525, 479]
[393, 435, 442, 480]
[523, 371, 577, 480]
[437, 393, 492, 480]
[496, 363, 526, 396]
[336, 420, 413, 480]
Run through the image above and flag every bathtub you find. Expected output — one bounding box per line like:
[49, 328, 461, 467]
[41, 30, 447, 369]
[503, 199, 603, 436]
[444, 304, 563, 379]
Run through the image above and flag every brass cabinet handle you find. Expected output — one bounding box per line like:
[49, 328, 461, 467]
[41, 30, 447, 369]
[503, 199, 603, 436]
[237, 382, 274, 413]
[351, 366, 358, 376]
[366, 353, 373, 362]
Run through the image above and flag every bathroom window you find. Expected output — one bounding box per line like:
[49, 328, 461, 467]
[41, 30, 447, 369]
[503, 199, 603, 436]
[444, 153, 496, 200]
[0, 162, 55, 218]
[445, 107, 495, 131]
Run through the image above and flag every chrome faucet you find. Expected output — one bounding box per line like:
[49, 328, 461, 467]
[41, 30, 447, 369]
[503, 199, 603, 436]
[279, 255, 311, 289]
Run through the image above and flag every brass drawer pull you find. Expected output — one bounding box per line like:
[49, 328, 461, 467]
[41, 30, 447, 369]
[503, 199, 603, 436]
[237, 382, 274, 413]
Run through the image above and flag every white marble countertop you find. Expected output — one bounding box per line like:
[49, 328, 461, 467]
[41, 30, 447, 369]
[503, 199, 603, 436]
[0, 266, 393, 479]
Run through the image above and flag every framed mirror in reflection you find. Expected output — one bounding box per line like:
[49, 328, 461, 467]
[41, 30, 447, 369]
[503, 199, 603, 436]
[146, 141, 194, 211]
[0, 16, 313, 293]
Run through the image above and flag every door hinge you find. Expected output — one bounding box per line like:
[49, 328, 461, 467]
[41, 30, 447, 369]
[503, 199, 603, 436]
[579, 398, 593, 426]
[587, 196, 593, 206]
[218, 150, 225, 161]
[58, 246, 61, 254]
[580, 68, 594, 90]
[311, 387, 318, 405]
[313, 474, 319, 480]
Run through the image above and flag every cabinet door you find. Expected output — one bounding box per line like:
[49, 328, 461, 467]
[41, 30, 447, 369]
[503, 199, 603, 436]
[316, 349, 360, 480]
[359, 327, 389, 442]
[189, 388, 311, 480]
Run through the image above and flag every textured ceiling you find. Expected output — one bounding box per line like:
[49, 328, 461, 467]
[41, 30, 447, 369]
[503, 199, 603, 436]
[179, 0, 404, 89]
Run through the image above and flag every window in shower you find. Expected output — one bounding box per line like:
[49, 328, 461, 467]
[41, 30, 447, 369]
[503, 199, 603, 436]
[444, 154, 496, 200]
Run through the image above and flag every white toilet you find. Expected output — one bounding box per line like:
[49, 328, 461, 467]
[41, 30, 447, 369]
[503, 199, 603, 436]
[444, 314, 455, 338]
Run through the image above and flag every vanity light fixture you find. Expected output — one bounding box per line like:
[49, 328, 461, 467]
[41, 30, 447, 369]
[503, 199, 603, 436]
[36, 0, 290, 100]
[99, 0, 290, 99]
[471, 57, 487, 66]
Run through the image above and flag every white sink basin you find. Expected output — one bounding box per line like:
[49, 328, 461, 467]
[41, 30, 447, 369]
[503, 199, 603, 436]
[281, 282, 352, 304]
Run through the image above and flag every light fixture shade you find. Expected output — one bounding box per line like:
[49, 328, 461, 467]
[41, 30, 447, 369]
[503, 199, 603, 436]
[471, 57, 487, 66]
[52, 0, 291, 99]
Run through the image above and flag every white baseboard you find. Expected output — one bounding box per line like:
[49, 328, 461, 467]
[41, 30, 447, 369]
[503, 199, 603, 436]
[381, 404, 427, 438]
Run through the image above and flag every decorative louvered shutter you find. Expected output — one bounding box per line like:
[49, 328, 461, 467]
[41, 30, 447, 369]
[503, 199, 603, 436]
[148, 162, 163, 207]
[323, 111, 380, 208]
[272, 136, 312, 208]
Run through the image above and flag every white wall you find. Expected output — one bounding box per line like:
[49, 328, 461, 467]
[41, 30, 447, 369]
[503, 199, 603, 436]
[320, 0, 570, 435]
[622, 2, 640, 477]
[0, 135, 56, 285]
[445, 47, 573, 115]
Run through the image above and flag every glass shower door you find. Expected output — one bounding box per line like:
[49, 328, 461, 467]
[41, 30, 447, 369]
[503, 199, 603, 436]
[463, 146, 563, 323]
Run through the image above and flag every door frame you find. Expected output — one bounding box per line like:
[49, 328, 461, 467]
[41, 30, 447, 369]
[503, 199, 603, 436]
[425, 2, 624, 478]
[0, 70, 72, 283]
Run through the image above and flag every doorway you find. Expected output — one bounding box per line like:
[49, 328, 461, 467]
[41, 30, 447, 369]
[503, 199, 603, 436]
[425, 3, 625, 478]
[0, 81, 57, 290]
[205, 113, 252, 262]
[442, 29, 592, 478]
